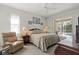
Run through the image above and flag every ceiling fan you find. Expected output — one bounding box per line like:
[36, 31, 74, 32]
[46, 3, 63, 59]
[44, 3, 56, 10]
[43, 3, 56, 17]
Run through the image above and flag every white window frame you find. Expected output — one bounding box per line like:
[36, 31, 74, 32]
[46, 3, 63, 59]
[56, 19, 72, 34]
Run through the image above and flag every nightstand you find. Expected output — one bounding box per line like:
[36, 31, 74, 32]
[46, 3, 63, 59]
[22, 35, 30, 45]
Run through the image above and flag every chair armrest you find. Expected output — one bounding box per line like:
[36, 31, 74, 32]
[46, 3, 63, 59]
[5, 42, 12, 45]
[17, 37, 23, 41]
[4, 42, 13, 48]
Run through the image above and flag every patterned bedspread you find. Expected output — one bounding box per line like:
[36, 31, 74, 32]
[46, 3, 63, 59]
[30, 33, 60, 52]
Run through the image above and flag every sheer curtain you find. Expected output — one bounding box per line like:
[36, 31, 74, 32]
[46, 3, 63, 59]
[11, 15, 20, 34]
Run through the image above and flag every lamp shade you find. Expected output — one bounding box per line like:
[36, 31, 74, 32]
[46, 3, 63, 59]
[21, 27, 28, 36]
[21, 26, 32, 36]
[43, 26, 48, 33]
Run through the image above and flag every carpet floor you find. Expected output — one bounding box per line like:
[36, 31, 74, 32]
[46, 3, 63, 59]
[14, 44, 58, 55]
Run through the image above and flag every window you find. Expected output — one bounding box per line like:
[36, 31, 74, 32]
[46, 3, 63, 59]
[11, 15, 20, 34]
[63, 20, 72, 33]
[56, 19, 72, 41]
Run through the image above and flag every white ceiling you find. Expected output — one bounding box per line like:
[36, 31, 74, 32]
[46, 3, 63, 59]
[2, 3, 79, 16]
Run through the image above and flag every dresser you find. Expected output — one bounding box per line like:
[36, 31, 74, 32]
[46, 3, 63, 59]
[54, 40, 79, 55]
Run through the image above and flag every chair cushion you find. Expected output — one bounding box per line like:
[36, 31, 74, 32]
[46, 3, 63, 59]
[5, 36, 17, 42]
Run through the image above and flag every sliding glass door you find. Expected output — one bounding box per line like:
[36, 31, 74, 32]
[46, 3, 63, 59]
[56, 19, 72, 41]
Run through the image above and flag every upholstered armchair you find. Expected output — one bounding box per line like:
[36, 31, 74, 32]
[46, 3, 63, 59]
[2, 32, 24, 54]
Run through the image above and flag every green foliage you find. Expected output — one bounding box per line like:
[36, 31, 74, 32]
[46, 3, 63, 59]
[64, 23, 72, 33]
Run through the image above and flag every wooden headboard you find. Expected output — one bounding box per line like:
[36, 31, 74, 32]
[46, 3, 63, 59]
[29, 28, 41, 31]
[29, 28, 43, 34]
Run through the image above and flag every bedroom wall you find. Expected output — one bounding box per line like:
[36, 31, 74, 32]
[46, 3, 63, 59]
[0, 4, 45, 46]
[44, 16, 54, 33]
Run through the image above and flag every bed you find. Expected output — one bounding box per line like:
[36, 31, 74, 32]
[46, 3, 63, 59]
[29, 28, 60, 52]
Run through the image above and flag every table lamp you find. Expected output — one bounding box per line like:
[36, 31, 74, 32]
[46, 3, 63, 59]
[22, 26, 32, 36]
